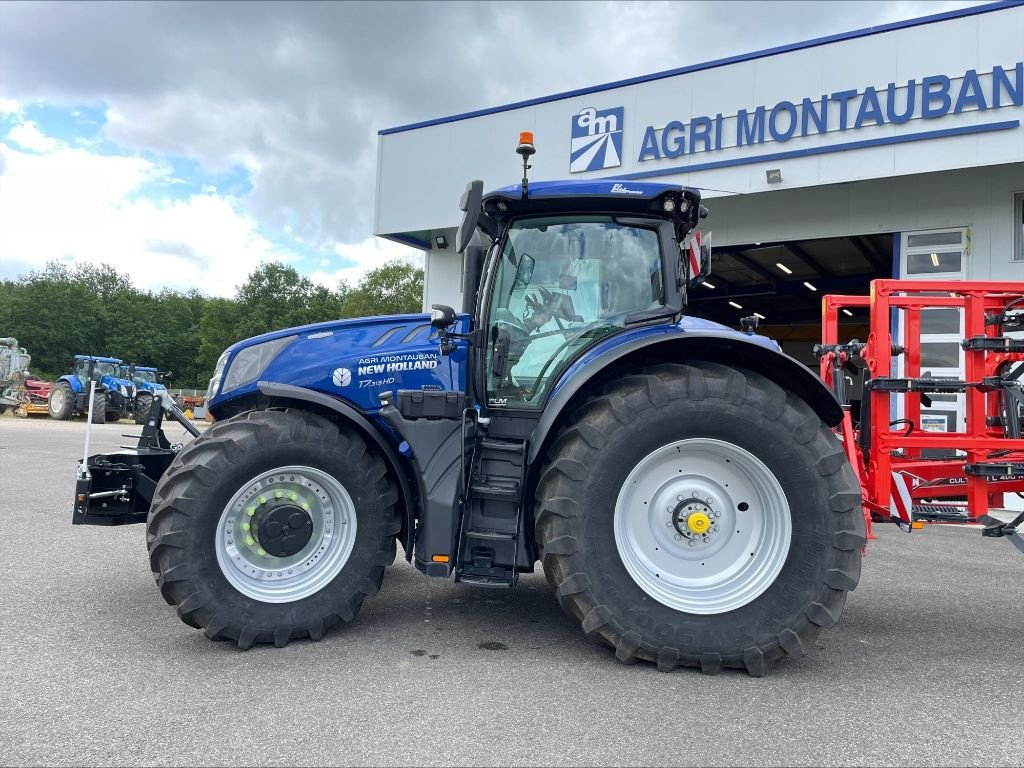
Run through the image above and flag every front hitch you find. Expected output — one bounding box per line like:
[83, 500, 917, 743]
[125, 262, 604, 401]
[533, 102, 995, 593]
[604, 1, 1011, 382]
[72, 390, 201, 526]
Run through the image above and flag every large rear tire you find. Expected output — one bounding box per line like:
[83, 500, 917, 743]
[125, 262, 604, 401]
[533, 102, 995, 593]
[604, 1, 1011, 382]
[535, 362, 864, 676]
[147, 409, 400, 649]
[48, 382, 74, 420]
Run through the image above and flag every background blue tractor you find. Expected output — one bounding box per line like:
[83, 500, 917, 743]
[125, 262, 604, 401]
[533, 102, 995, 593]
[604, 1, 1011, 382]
[49, 355, 135, 423]
[121, 364, 173, 424]
[72, 136, 863, 675]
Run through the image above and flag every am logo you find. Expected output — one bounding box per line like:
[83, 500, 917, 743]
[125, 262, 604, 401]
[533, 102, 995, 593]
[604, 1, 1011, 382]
[570, 106, 624, 173]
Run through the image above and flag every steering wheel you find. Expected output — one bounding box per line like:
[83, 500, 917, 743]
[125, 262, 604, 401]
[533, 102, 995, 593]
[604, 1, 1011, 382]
[524, 321, 608, 401]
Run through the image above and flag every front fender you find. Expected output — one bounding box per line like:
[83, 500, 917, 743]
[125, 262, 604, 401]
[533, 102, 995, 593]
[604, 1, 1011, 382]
[253, 382, 417, 559]
[59, 375, 83, 394]
[527, 331, 841, 465]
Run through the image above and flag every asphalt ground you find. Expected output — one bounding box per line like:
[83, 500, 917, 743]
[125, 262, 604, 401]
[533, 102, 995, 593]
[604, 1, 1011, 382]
[1, 414, 1023, 767]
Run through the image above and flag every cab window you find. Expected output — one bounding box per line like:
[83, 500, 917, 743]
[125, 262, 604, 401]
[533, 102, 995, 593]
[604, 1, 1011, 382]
[485, 216, 664, 409]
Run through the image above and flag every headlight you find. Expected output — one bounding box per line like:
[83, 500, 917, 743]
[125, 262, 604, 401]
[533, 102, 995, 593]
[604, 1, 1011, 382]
[220, 335, 297, 393]
[206, 350, 230, 402]
[119, 384, 129, 396]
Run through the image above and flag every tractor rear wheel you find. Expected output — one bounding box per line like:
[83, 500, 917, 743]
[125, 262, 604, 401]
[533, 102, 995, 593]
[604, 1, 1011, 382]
[134, 393, 153, 425]
[535, 361, 864, 676]
[91, 391, 107, 424]
[48, 382, 74, 420]
[146, 408, 400, 648]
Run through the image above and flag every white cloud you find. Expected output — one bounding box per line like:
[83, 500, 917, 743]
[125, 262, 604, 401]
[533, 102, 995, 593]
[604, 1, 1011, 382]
[7, 120, 60, 152]
[0, 133, 422, 297]
[307, 237, 423, 290]
[0, 140, 296, 297]
[0, 98, 21, 115]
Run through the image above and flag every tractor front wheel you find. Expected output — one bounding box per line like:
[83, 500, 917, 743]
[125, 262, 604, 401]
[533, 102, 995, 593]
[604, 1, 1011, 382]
[48, 382, 74, 420]
[91, 390, 107, 424]
[134, 393, 153, 425]
[535, 362, 864, 676]
[146, 409, 400, 648]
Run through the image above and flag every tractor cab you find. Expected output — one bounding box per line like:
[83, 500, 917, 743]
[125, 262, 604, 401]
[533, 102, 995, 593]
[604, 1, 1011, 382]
[466, 179, 705, 410]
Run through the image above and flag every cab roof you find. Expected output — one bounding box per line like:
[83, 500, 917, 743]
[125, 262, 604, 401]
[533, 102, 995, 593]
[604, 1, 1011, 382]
[74, 355, 122, 364]
[481, 179, 701, 222]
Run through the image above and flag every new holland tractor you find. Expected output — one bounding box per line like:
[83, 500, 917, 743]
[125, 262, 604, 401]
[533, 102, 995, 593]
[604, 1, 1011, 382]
[122, 364, 172, 424]
[72, 135, 863, 675]
[50, 355, 135, 423]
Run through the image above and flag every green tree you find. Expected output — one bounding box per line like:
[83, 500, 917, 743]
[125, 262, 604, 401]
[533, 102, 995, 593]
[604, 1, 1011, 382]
[341, 260, 424, 318]
[198, 297, 241, 374]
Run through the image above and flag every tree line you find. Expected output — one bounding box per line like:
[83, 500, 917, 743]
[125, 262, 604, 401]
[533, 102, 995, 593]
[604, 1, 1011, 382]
[0, 259, 424, 388]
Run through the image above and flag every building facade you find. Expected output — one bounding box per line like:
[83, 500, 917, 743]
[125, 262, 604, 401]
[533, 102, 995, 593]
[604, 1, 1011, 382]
[375, 0, 1024, 352]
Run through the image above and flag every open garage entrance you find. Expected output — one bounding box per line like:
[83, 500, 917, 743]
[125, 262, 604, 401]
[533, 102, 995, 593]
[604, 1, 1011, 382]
[689, 234, 894, 366]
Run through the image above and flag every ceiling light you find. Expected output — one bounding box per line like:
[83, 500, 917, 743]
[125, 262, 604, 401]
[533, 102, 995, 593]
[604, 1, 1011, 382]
[776, 262, 792, 275]
[755, 242, 762, 246]
[766, 168, 782, 184]
[930, 252, 940, 267]
[434, 234, 448, 249]
[842, 309, 853, 317]
[753, 312, 766, 320]
[804, 281, 818, 291]
[728, 301, 743, 309]
[701, 280, 716, 289]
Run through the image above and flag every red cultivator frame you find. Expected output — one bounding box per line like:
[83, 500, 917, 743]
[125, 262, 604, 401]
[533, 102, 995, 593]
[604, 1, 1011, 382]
[817, 279, 1024, 552]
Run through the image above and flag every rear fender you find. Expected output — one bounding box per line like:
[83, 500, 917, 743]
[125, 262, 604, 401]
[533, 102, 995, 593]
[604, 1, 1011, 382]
[527, 332, 842, 466]
[253, 382, 418, 558]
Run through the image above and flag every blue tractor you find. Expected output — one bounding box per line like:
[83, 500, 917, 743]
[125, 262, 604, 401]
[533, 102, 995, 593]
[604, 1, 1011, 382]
[121, 364, 172, 425]
[72, 137, 863, 675]
[49, 355, 135, 423]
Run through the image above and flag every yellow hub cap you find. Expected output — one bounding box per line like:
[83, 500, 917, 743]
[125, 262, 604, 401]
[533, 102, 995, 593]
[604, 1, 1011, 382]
[687, 511, 711, 534]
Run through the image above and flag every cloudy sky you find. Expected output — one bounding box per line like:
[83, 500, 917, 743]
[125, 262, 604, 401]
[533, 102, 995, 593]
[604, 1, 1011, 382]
[0, 0, 984, 297]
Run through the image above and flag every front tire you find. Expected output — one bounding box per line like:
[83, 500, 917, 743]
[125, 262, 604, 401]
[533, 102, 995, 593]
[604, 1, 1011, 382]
[147, 409, 400, 648]
[134, 393, 153, 425]
[535, 362, 864, 676]
[48, 382, 74, 420]
[91, 391, 107, 424]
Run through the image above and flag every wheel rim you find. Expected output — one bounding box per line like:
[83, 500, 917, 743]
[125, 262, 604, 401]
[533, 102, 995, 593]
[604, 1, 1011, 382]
[614, 438, 791, 615]
[50, 388, 64, 413]
[215, 465, 357, 603]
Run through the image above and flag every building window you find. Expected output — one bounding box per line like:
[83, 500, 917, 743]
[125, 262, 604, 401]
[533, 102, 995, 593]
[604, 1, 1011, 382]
[901, 228, 966, 278]
[1015, 193, 1024, 262]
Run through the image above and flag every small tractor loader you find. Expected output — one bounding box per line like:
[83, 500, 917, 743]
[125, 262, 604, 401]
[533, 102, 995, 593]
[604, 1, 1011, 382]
[71, 135, 864, 675]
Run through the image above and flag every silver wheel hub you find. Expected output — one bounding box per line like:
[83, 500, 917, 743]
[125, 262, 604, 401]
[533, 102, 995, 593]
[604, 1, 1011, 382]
[614, 438, 791, 615]
[215, 465, 357, 603]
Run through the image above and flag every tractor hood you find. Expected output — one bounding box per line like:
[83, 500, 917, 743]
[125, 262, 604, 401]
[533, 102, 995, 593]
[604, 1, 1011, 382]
[207, 312, 469, 414]
[103, 375, 136, 394]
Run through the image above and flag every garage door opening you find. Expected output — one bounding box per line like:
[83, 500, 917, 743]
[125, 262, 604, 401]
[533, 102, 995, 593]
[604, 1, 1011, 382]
[689, 234, 893, 365]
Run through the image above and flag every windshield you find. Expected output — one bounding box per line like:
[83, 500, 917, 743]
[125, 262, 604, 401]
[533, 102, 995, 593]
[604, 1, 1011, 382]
[93, 362, 119, 378]
[134, 370, 157, 383]
[486, 215, 664, 409]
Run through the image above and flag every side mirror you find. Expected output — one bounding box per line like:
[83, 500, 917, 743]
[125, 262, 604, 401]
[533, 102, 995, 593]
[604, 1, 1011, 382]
[512, 254, 535, 290]
[456, 180, 484, 253]
[430, 304, 457, 330]
[163, 371, 174, 382]
[684, 230, 713, 287]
